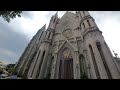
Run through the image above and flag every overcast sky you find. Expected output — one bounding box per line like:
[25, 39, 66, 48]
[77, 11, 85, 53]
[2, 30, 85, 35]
[0, 11, 120, 65]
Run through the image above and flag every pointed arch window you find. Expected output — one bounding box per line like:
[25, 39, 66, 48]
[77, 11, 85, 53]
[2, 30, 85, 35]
[87, 20, 91, 27]
[26, 50, 37, 77]
[30, 50, 41, 77]
[36, 51, 45, 78]
[82, 23, 86, 30]
[48, 32, 50, 39]
[96, 42, 112, 79]
[79, 54, 88, 79]
[79, 11, 82, 19]
[53, 18, 56, 23]
[44, 32, 47, 38]
[89, 45, 101, 79]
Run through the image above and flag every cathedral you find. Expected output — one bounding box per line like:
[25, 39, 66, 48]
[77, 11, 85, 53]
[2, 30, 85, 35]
[14, 11, 120, 79]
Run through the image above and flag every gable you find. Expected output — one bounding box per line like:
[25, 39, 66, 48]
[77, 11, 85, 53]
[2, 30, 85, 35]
[55, 17, 77, 34]
[57, 41, 74, 57]
[55, 12, 78, 32]
[59, 12, 76, 23]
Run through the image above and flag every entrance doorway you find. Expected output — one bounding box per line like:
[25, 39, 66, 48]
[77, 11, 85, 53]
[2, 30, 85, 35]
[58, 48, 74, 79]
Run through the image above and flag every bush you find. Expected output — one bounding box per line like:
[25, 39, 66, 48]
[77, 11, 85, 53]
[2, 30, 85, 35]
[0, 68, 3, 74]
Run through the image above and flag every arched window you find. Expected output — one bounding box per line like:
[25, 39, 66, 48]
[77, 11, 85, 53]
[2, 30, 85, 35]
[30, 50, 41, 77]
[89, 45, 101, 79]
[48, 32, 51, 39]
[53, 18, 56, 23]
[87, 20, 91, 27]
[82, 23, 86, 30]
[79, 54, 88, 79]
[44, 32, 47, 38]
[36, 51, 45, 78]
[26, 50, 37, 77]
[96, 42, 112, 79]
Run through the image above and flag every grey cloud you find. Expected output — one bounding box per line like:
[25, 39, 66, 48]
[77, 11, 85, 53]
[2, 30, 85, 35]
[21, 11, 34, 20]
[0, 48, 18, 64]
[0, 18, 30, 64]
[90, 11, 120, 16]
[44, 11, 66, 28]
[45, 11, 56, 19]
[90, 11, 120, 23]
[45, 11, 66, 19]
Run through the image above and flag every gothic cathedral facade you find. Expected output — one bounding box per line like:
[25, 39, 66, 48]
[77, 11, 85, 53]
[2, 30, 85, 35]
[14, 11, 120, 79]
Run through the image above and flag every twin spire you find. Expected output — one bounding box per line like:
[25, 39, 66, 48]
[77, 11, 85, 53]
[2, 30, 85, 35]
[55, 11, 58, 16]
[53, 11, 58, 18]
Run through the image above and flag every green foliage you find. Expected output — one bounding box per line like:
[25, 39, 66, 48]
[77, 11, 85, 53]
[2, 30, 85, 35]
[0, 68, 3, 74]
[0, 11, 22, 22]
[6, 64, 16, 75]
[6, 64, 15, 69]
[8, 68, 14, 75]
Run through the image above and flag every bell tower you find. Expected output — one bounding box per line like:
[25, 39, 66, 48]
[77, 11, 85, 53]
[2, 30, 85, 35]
[27, 12, 58, 79]
[76, 11, 98, 33]
[76, 11, 120, 79]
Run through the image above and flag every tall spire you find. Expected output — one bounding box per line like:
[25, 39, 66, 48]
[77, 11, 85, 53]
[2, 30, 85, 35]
[36, 24, 46, 35]
[56, 11, 58, 14]
[40, 24, 46, 30]
[54, 11, 58, 18]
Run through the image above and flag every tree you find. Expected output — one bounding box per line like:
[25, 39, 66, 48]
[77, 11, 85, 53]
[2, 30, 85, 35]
[0, 68, 3, 74]
[0, 11, 22, 22]
[6, 64, 15, 75]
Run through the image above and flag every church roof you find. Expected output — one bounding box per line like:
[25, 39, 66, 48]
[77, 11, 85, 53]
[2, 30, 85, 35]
[60, 11, 76, 20]
[57, 11, 76, 25]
